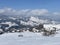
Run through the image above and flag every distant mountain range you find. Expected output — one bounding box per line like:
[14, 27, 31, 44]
[0, 14, 60, 24]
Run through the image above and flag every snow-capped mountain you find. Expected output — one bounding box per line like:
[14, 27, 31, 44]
[20, 16, 58, 26]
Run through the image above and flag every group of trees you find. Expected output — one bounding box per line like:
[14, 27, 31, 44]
[29, 24, 57, 36]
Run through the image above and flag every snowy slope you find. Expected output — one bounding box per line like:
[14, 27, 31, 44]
[0, 31, 60, 45]
[44, 24, 60, 30]
[20, 16, 51, 26]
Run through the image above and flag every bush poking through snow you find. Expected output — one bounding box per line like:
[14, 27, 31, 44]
[42, 27, 57, 36]
[18, 35, 23, 37]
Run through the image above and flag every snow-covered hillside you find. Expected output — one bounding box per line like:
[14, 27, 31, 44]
[20, 16, 54, 26]
[44, 24, 60, 30]
[0, 16, 60, 45]
[0, 30, 60, 45]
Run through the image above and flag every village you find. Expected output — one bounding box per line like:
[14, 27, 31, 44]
[0, 23, 57, 36]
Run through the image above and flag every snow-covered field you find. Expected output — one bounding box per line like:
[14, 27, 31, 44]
[0, 31, 60, 45]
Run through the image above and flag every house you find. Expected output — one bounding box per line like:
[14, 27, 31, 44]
[32, 28, 39, 32]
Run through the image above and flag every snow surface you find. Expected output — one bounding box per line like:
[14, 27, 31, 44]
[0, 31, 60, 45]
